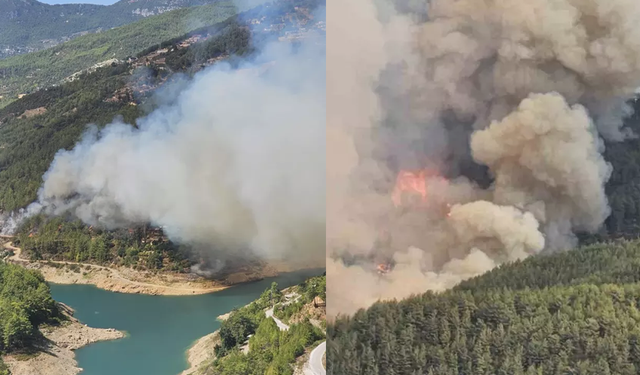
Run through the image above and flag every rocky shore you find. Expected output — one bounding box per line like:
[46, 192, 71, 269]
[1, 303, 125, 375]
[179, 331, 221, 375]
[4, 242, 290, 296]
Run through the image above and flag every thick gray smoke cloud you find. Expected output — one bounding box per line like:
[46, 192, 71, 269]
[33, 35, 326, 265]
[328, 0, 640, 318]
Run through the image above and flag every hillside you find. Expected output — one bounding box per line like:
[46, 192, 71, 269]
[186, 274, 326, 375]
[0, 0, 323, 279]
[327, 239, 640, 375]
[0, 0, 233, 59]
[0, 0, 240, 108]
[0, 0, 103, 58]
[0, 0, 323, 213]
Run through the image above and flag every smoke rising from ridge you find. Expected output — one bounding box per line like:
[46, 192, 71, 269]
[328, 0, 640, 318]
[31, 30, 326, 265]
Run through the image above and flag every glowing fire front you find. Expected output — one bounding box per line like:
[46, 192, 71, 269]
[377, 263, 391, 274]
[391, 170, 429, 207]
[391, 170, 451, 217]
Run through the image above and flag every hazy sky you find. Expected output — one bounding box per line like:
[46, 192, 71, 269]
[40, 0, 118, 5]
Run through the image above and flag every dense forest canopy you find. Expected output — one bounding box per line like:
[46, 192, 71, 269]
[328, 239, 640, 375]
[14, 215, 192, 271]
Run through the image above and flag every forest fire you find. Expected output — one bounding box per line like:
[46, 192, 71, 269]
[391, 169, 451, 215]
[376, 263, 391, 274]
[391, 170, 431, 207]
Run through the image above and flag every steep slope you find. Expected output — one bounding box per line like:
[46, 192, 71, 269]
[186, 274, 327, 375]
[328, 239, 640, 375]
[0, 0, 322, 213]
[0, 0, 102, 58]
[0, 0, 229, 59]
[0, 0, 323, 282]
[0, 0, 239, 108]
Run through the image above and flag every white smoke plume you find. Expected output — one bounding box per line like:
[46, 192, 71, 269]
[30, 33, 326, 265]
[471, 92, 613, 249]
[327, 0, 640, 318]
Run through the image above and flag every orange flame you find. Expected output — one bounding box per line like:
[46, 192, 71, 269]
[377, 263, 390, 274]
[391, 170, 431, 207]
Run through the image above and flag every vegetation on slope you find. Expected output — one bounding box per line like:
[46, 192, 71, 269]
[0, 0, 321, 271]
[0, 0, 239, 56]
[327, 239, 640, 375]
[0, 1, 239, 108]
[0, 63, 139, 212]
[0, 262, 62, 372]
[0, 19, 265, 271]
[0, 0, 103, 53]
[213, 320, 322, 375]
[14, 215, 192, 271]
[0, 0, 322, 211]
[273, 274, 326, 324]
[207, 275, 326, 375]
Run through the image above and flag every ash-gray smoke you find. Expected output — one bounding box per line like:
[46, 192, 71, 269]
[35, 37, 326, 264]
[327, 0, 640, 318]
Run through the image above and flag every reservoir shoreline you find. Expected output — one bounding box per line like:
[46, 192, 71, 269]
[46, 269, 324, 375]
[179, 303, 251, 375]
[2, 303, 125, 375]
[4, 241, 321, 296]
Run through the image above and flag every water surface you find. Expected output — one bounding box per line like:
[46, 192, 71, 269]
[50, 268, 322, 375]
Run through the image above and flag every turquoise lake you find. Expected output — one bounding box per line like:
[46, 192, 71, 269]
[49, 268, 323, 375]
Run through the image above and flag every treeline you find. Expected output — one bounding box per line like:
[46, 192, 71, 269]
[455, 239, 640, 293]
[327, 239, 640, 375]
[135, 13, 242, 58]
[163, 23, 253, 72]
[14, 214, 191, 272]
[208, 279, 325, 375]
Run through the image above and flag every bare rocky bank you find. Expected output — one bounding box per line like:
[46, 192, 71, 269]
[1, 303, 125, 375]
[180, 331, 221, 375]
[4, 242, 305, 296]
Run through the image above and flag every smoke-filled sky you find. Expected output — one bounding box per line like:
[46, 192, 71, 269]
[327, 0, 640, 318]
[30, 21, 326, 266]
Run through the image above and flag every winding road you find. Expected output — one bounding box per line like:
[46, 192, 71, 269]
[265, 306, 290, 331]
[304, 341, 326, 375]
[265, 305, 325, 375]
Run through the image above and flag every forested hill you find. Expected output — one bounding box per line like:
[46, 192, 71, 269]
[0, 0, 240, 109]
[327, 239, 640, 375]
[0, 0, 323, 109]
[0, 0, 323, 271]
[0, 0, 323, 214]
[0, 0, 234, 59]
